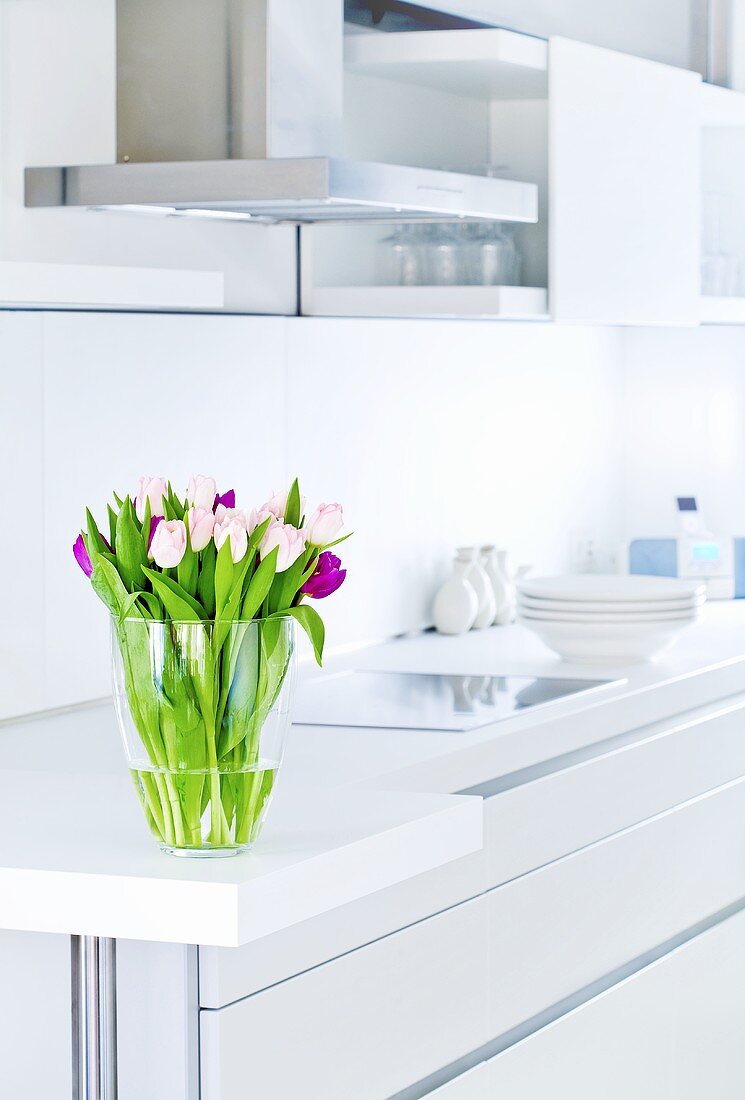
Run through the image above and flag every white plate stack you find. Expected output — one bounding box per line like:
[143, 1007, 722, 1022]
[516, 574, 706, 665]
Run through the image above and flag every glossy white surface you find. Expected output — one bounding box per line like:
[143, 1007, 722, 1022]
[0, 767, 480, 947]
[0, 604, 744, 949]
[201, 684, 745, 1009]
[549, 37, 700, 324]
[429, 906, 745, 1099]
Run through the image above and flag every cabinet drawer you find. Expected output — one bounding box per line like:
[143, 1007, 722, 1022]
[482, 695, 745, 885]
[487, 774, 745, 1037]
[202, 778, 745, 1100]
[200, 894, 491, 1100]
[428, 905, 745, 1099]
[201, 697, 745, 1008]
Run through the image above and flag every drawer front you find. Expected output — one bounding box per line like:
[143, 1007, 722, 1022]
[200, 895, 491, 1100]
[201, 697, 745, 1008]
[429, 905, 745, 1099]
[487, 774, 745, 1037]
[484, 696, 745, 885]
[202, 779, 745, 1100]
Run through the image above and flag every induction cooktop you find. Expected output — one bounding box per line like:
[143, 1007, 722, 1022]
[294, 670, 624, 733]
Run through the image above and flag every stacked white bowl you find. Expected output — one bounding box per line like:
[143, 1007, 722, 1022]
[516, 574, 706, 665]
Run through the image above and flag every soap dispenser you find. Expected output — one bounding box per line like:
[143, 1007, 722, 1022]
[433, 550, 479, 635]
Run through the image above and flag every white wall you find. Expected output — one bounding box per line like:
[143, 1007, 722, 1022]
[286, 318, 625, 647]
[0, 311, 625, 718]
[623, 327, 745, 540]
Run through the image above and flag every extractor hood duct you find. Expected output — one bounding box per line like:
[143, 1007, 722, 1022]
[25, 0, 538, 225]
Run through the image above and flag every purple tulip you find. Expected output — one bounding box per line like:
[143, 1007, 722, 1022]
[213, 489, 236, 512]
[73, 534, 93, 578]
[148, 515, 164, 554]
[301, 551, 346, 600]
[73, 530, 112, 578]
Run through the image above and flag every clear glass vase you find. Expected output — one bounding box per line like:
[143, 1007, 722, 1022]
[111, 617, 296, 857]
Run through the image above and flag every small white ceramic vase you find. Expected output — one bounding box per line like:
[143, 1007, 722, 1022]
[481, 545, 510, 625]
[493, 548, 517, 625]
[433, 552, 479, 635]
[459, 547, 496, 630]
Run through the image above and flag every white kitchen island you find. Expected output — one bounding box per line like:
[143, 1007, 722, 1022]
[3, 604, 745, 1098]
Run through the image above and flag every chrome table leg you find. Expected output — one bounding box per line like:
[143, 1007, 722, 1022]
[71, 936, 118, 1100]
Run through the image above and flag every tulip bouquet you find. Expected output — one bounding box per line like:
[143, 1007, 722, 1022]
[74, 475, 348, 855]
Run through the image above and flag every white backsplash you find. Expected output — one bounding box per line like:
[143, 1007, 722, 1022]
[2, 311, 627, 717]
[623, 327, 745, 541]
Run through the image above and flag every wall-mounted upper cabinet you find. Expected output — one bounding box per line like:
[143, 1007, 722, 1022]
[548, 37, 701, 325]
[698, 82, 745, 324]
[303, 30, 702, 326]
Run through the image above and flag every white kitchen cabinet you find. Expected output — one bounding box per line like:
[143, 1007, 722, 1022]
[304, 31, 700, 325]
[427, 905, 745, 1099]
[200, 895, 491, 1100]
[699, 82, 745, 322]
[200, 774, 745, 1099]
[200, 690, 745, 1008]
[487, 773, 745, 1038]
[548, 37, 700, 324]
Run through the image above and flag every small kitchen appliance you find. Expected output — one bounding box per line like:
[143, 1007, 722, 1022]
[626, 496, 742, 599]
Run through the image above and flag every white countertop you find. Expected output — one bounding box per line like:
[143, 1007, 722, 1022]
[1, 603, 744, 947]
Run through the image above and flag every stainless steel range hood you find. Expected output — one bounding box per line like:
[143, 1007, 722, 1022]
[25, 158, 537, 224]
[25, 1, 537, 226]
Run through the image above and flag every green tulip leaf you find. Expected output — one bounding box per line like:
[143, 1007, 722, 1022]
[91, 552, 132, 619]
[141, 567, 204, 621]
[117, 497, 148, 593]
[277, 603, 325, 666]
[284, 478, 301, 527]
[242, 547, 278, 620]
[197, 540, 217, 617]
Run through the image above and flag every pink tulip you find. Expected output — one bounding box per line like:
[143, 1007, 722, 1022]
[263, 487, 306, 521]
[135, 476, 168, 522]
[247, 506, 275, 535]
[214, 508, 249, 563]
[260, 521, 306, 572]
[186, 474, 217, 511]
[214, 504, 248, 529]
[187, 507, 215, 552]
[149, 519, 187, 569]
[305, 503, 343, 546]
